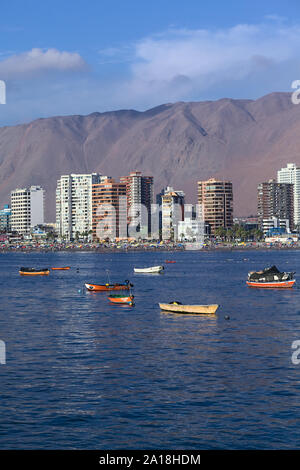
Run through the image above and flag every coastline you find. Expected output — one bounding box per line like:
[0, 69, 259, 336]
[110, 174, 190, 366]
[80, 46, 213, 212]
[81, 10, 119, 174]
[0, 243, 299, 253]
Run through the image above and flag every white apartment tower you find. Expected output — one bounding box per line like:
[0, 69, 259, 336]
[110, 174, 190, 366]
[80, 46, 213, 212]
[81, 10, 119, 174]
[161, 187, 185, 241]
[56, 173, 106, 240]
[277, 163, 300, 227]
[11, 186, 45, 234]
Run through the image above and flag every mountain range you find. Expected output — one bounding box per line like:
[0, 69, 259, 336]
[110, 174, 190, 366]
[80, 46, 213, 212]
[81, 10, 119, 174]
[0, 91, 300, 221]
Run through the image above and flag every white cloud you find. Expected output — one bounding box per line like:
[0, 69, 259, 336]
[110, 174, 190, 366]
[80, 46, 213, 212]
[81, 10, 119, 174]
[0, 48, 86, 79]
[129, 23, 300, 95]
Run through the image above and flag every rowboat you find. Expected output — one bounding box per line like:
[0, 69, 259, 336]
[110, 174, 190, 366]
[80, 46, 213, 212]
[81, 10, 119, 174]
[85, 280, 133, 292]
[51, 266, 71, 270]
[246, 279, 296, 288]
[19, 267, 50, 276]
[247, 265, 296, 288]
[108, 294, 135, 306]
[159, 302, 219, 314]
[134, 265, 164, 274]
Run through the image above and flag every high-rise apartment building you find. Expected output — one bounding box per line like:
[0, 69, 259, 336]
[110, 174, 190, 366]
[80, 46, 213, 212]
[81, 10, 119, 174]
[257, 179, 294, 230]
[120, 171, 153, 237]
[56, 173, 106, 240]
[92, 178, 127, 240]
[197, 178, 233, 235]
[277, 163, 300, 227]
[161, 187, 185, 241]
[11, 186, 44, 234]
[0, 204, 11, 232]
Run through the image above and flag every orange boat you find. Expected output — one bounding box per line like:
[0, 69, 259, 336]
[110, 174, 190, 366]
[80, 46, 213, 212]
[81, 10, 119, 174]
[246, 279, 296, 288]
[108, 294, 135, 305]
[19, 267, 50, 276]
[85, 280, 133, 292]
[51, 267, 71, 270]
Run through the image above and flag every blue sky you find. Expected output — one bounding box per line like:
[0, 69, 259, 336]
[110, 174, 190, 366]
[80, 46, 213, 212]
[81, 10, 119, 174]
[1, 0, 300, 125]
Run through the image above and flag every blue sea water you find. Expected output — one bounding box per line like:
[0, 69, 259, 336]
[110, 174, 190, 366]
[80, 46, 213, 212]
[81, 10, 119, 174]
[0, 250, 300, 449]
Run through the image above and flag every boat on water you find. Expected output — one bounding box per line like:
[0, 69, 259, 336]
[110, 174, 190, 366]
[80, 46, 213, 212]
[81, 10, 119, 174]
[19, 267, 50, 276]
[165, 260, 176, 264]
[108, 294, 135, 306]
[246, 265, 296, 288]
[85, 280, 133, 292]
[159, 302, 219, 314]
[134, 265, 164, 274]
[51, 266, 70, 270]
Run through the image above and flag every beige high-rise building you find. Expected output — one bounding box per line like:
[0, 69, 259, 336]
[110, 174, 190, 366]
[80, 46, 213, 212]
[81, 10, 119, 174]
[92, 178, 127, 240]
[11, 186, 45, 234]
[197, 178, 233, 235]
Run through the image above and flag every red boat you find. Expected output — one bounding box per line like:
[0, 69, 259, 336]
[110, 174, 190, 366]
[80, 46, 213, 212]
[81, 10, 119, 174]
[165, 260, 176, 264]
[51, 266, 71, 270]
[246, 279, 296, 288]
[247, 265, 296, 289]
[85, 280, 133, 292]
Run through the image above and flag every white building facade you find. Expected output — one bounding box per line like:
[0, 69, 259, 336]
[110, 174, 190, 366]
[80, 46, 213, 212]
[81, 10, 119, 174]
[11, 186, 45, 234]
[56, 173, 106, 240]
[161, 187, 185, 241]
[277, 163, 300, 228]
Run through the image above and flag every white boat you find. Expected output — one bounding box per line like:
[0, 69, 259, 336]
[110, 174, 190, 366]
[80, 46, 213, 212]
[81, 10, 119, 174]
[134, 265, 164, 274]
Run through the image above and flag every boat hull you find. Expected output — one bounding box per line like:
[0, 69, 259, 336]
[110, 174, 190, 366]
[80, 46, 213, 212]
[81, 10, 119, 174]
[159, 303, 219, 314]
[134, 265, 164, 273]
[85, 283, 130, 292]
[246, 279, 296, 288]
[108, 295, 134, 305]
[19, 270, 50, 276]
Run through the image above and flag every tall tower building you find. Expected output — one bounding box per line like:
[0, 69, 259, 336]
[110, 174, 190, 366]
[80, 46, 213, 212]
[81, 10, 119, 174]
[56, 173, 106, 240]
[11, 186, 44, 234]
[197, 178, 233, 235]
[120, 171, 154, 237]
[92, 178, 127, 240]
[257, 179, 294, 230]
[277, 163, 300, 227]
[161, 187, 185, 241]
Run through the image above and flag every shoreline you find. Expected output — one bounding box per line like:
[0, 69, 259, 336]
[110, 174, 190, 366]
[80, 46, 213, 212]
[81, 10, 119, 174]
[0, 244, 299, 253]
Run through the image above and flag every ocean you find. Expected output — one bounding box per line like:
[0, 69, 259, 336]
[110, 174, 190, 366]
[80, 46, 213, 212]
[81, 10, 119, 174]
[0, 250, 299, 449]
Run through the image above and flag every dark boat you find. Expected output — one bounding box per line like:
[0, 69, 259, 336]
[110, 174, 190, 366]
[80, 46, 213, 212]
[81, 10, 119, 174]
[246, 265, 295, 288]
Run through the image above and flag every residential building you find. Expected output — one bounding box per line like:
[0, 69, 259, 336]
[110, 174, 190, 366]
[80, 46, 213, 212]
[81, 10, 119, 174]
[0, 204, 11, 232]
[262, 216, 291, 235]
[120, 171, 153, 237]
[161, 187, 185, 240]
[277, 163, 300, 228]
[257, 179, 294, 230]
[92, 178, 127, 240]
[197, 178, 233, 235]
[56, 173, 106, 240]
[11, 186, 44, 234]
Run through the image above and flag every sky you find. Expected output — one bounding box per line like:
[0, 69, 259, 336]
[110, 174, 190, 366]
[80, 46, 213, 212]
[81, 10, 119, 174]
[1, 0, 300, 125]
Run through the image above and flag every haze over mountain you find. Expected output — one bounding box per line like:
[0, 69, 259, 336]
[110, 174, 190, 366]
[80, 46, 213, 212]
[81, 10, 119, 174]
[0, 91, 299, 221]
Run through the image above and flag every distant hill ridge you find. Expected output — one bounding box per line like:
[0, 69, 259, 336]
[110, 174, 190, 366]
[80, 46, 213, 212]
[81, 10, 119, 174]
[0, 92, 299, 220]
